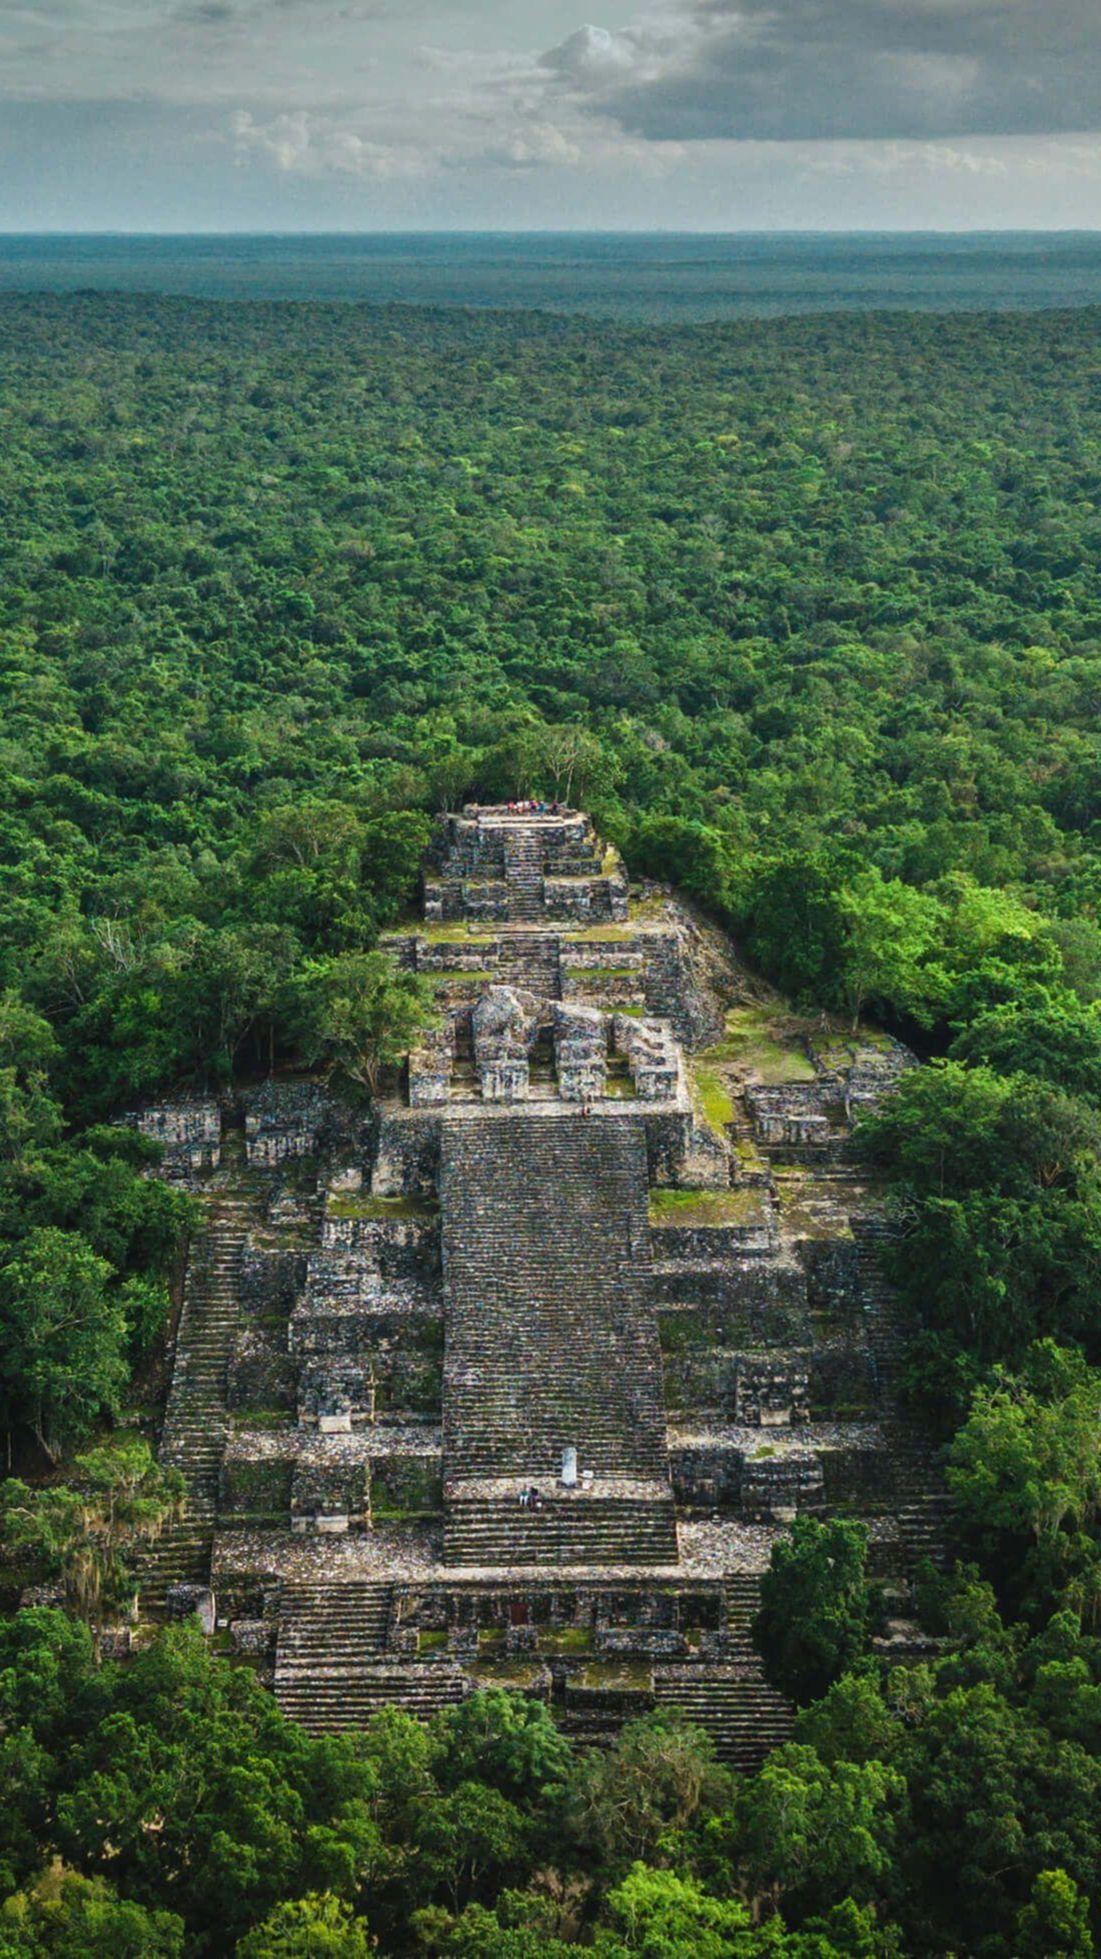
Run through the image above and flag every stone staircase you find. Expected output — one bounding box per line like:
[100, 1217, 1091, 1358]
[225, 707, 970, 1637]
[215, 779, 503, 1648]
[496, 934, 562, 998]
[890, 1437, 952, 1571]
[648, 1574, 797, 1768]
[441, 1115, 669, 1479]
[440, 1114, 677, 1567]
[503, 828, 546, 922]
[141, 1184, 256, 1612]
[277, 1659, 467, 1733]
[275, 1578, 468, 1734]
[444, 1489, 678, 1568]
[274, 1580, 400, 1729]
[852, 1213, 906, 1401]
[653, 1665, 795, 1770]
[850, 1215, 952, 1573]
[722, 1573, 767, 1661]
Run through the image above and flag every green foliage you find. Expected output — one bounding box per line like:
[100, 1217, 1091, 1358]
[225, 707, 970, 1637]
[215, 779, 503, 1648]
[286, 950, 432, 1094]
[951, 999, 1101, 1102]
[567, 1711, 732, 1870]
[753, 1521, 878, 1706]
[0, 1437, 183, 1630]
[0, 1230, 125, 1460]
[942, 1344, 1101, 1624]
[859, 1064, 1101, 1404]
[1014, 1869, 1094, 1958]
[234, 1892, 373, 1957]
[600, 1862, 753, 1957]
[0, 1867, 183, 1957]
[431, 1690, 573, 1807]
[5, 292, 1101, 1958]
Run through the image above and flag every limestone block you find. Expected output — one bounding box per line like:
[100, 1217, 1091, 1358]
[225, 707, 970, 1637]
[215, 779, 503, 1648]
[734, 1356, 810, 1427]
[128, 1097, 221, 1178]
[741, 1452, 825, 1522]
[230, 1619, 269, 1658]
[166, 1583, 217, 1633]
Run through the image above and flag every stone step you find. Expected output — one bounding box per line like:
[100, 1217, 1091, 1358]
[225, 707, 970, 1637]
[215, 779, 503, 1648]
[139, 1191, 259, 1612]
[440, 1114, 672, 1487]
[276, 1580, 394, 1666]
[275, 1666, 468, 1734]
[653, 1666, 794, 1769]
[443, 1493, 679, 1569]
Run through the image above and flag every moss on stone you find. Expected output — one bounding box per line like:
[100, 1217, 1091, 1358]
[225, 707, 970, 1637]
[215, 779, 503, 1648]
[541, 1628, 592, 1653]
[692, 1064, 736, 1130]
[423, 968, 495, 985]
[325, 1194, 437, 1221]
[705, 1005, 817, 1084]
[649, 1187, 767, 1227]
[576, 1662, 654, 1691]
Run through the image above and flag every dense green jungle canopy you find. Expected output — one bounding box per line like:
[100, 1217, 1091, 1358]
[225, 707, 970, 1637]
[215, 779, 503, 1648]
[3, 294, 1101, 1954]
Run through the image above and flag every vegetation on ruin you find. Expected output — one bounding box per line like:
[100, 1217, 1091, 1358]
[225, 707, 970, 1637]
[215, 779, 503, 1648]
[3, 293, 1101, 1948]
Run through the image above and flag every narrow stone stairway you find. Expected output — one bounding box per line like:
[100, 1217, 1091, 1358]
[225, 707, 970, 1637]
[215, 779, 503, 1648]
[274, 1580, 404, 1729]
[503, 828, 546, 922]
[444, 1487, 678, 1568]
[496, 934, 562, 998]
[140, 1179, 257, 1613]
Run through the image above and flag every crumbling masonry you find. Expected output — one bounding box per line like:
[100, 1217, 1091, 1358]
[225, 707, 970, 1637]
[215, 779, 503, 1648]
[140, 808, 947, 1767]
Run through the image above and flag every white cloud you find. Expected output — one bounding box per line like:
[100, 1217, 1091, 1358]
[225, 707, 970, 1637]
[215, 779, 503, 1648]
[231, 106, 419, 175]
[486, 120, 583, 167]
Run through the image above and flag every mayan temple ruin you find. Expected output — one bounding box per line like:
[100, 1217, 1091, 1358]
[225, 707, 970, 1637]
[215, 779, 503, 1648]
[137, 806, 946, 1766]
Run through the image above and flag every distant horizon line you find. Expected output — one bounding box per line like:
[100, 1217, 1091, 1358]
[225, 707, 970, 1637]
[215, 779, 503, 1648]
[3, 226, 1101, 240]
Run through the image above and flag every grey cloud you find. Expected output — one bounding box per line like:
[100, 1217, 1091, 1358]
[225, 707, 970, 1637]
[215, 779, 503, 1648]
[573, 0, 1101, 142]
[176, 2, 235, 21]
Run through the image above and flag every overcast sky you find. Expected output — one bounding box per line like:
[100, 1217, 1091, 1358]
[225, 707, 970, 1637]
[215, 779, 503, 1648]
[3, 0, 1101, 230]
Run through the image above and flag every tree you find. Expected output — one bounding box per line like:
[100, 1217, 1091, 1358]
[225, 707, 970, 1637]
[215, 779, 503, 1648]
[740, 857, 849, 1006]
[896, 1682, 1101, 1954]
[753, 1519, 876, 1706]
[0, 1868, 183, 1958]
[0, 1229, 126, 1459]
[1014, 1868, 1094, 1958]
[835, 869, 945, 1029]
[412, 1781, 530, 1914]
[726, 1746, 903, 1923]
[943, 1345, 1101, 1619]
[567, 1712, 730, 1869]
[432, 1689, 573, 1807]
[859, 1066, 1101, 1390]
[951, 999, 1101, 1103]
[0, 991, 62, 1161]
[235, 1892, 374, 1958]
[600, 1863, 754, 1959]
[794, 1674, 901, 1769]
[522, 725, 608, 808]
[288, 952, 432, 1094]
[52, 1622, 374, 1947]
[0, 1436, 184, 1633]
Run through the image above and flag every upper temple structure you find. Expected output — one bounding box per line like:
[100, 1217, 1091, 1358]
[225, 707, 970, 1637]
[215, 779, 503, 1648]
[135, 805, 942, 1766]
